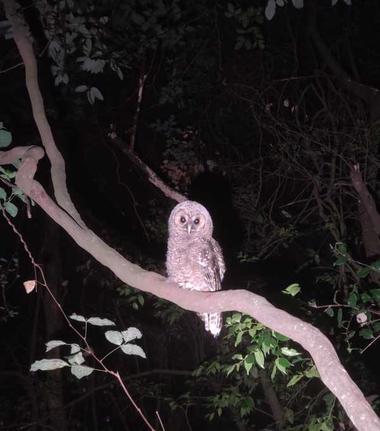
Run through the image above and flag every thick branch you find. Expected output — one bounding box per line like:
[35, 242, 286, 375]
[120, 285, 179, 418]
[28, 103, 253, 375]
[3, 0, 85, 227]
[350, 164, 380, 235]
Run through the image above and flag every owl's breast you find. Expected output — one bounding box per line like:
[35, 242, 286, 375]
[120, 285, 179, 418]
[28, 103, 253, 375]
[166, 240, 209, 290]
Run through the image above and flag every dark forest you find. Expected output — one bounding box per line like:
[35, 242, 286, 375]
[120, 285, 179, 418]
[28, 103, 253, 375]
[1, 0, 380, 430]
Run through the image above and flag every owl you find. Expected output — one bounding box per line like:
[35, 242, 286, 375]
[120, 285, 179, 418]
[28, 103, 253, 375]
[166, 200, 225, 337]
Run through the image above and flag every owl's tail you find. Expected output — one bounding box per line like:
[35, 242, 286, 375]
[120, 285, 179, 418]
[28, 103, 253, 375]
[199, 312, 222, 337]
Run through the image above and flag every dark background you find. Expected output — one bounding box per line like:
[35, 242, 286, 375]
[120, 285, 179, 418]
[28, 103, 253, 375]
[1, 0, 380, 430]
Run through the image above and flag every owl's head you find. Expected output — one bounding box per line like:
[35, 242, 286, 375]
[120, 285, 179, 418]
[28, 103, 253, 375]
[168, 201, 213, 238]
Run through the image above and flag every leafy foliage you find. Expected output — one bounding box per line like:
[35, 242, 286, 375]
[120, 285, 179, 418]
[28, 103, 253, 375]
[31, 314, 146, 379]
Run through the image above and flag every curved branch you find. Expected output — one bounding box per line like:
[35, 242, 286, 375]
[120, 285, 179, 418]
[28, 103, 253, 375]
[0, 144, 378, 430]
[3, 0, 85, 227]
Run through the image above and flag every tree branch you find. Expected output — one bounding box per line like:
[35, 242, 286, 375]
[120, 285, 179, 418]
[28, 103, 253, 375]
[3, 0, 85, 227]
[112, 135, 186, 203]
[350, 163, 380, 235]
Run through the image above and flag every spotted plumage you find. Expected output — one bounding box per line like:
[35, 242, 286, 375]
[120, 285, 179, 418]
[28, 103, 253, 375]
[166, 200, 225, 336]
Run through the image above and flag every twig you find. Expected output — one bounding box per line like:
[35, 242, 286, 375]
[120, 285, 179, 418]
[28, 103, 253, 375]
[129, 68, 147, 152]
[155, 411, 166, 431]
[111, 135, 186, 203]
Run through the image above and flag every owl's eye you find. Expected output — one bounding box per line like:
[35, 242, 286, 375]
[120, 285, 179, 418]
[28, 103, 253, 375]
[180, 216, 186, 224]
[193, 218, 200, 225]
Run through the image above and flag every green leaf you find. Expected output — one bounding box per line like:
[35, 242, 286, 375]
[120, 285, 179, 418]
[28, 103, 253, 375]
[0, 129, 12, 148]
[271, 363, 277, 379]
[232, 353, 243, 361]
[4, 201, 18, 217]
[287, 374, 303, 387]
[284, 407, 294, 424]
[357, 267, 370, 278]
[235, 331, 243, 346]
[281, 347, 300, 357]
[370, 289, 380, 302]
[71, 365, 94, 379]
[240, 397, 254, 417]
[31, 359, 69, 371]
[275, 357, 291, 375]
[254, 349, 265, 368]
[87, 317, 115, 326]
[283, 283, 301, 296]
[262, 340, 271, 355]
[304, 366, 319, 379]
[244, 354, 255, 375]
[370, 260, 380, 271]
[120, 343, 146, 358]
[261, 332, 275, 354]
[105, 330, 123, 345]
[336, 242, 347, 254]
[231, 313, 242, 323]
[361, 293, 372, 303]
[226, 364, 236, 376]
[347, 292, 358, 307]
[272, 331, 288, 341]
[320, 421, 333, 431]
[334, 256, 347, 267]
[359, 327, 373, 340]
[0, 187, 6, 201]
[325, 307, 334, 317]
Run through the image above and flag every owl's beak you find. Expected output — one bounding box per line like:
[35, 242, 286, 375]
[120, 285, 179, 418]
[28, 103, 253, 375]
[187, 223, 192, 234]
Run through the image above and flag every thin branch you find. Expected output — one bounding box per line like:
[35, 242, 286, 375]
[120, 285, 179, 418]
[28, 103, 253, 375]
[129, 68, 147, 152]
[112, 135, 186, 203]
[155, 411, 166, 431]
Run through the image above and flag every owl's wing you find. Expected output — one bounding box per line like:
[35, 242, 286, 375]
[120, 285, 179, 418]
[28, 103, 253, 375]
[195, 239, 225, 292]
[211, 238, 225, 281]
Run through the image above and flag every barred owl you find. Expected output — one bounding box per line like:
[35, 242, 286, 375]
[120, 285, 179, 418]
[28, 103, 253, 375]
[166, 200, 225, 337]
